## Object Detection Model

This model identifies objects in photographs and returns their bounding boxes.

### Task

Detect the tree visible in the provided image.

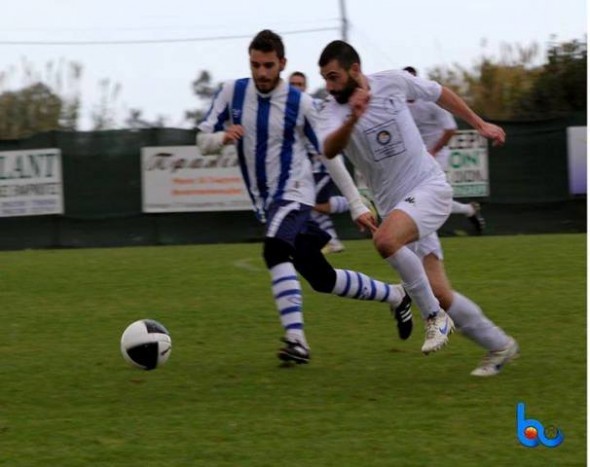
[125,108,167,130]
[90,78,122,131]
[427,37,586,120]
[185,70,221,127]
[515,38,587,118]
[0,59,82,139]
[428,42,541,120]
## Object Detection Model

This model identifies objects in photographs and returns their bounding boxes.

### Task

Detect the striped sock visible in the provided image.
[311,211,338,240]
[270,262,307,346]
[332,269,403,306]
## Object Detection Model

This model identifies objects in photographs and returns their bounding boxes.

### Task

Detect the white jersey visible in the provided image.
[318,69,448,215]
[407,99,457,167]
[198,78,319,216]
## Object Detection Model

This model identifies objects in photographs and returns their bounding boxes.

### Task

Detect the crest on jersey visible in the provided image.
[231,109,242,122]
[377,130,392,145]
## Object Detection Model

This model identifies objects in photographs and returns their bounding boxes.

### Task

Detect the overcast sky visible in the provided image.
[0,0,586,129]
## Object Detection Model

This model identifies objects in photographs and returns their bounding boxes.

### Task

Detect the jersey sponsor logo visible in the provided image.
[403,196,415,204]
[231,109,242,122]
[377,130,392,145]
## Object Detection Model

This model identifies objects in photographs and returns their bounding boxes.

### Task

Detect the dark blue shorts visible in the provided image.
[314,173,337,204]
[265,200,331,248]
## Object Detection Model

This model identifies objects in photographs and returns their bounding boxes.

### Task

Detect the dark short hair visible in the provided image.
[289,71,306,81]
[249,29,285,59]
[318,40,361,69]
[403,66,417,76]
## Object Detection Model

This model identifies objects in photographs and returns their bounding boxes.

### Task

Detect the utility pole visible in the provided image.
[339,0,349,41]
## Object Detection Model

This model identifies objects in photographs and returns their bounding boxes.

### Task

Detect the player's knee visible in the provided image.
[293,239,336,293]
[373,229,401,258]
[262,237,293,269]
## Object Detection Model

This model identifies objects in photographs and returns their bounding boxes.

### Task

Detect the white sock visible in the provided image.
[286,329,308,347]
[451,200,475,216]
[270,262,308,347]
[332,269,404,306]
[329,196,350,213]
[446,292,510,351]
[386,247,439,319]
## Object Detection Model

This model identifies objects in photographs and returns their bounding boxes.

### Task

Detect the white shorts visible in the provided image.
[393,177,453,239]
[407,232,444,260]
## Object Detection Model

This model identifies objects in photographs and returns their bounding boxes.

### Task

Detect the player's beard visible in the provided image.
[330,75,359,104]
[254,75,280,93]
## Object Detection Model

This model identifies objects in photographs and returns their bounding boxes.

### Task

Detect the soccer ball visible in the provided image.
[120,319,172,370]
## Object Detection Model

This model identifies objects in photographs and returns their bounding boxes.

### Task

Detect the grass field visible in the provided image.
[0,234,586,466]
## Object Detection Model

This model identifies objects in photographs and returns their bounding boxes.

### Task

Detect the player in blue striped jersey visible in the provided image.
[197,30,412,364]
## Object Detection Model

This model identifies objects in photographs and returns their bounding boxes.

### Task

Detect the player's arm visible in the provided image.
[196,82,243,153]
[402,71,505,147]
[321,88,370,159]
[322,115,358,159]
[321,155,376,233]
[301,95,369,221]
[430,128,456,156]
[436,87,505,146]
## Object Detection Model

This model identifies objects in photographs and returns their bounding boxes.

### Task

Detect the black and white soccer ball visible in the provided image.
[120,319,172,370]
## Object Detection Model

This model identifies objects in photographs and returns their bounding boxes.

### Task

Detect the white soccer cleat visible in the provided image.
[470,337,519,377]
[321,239,345,255]
[421,309,454,355]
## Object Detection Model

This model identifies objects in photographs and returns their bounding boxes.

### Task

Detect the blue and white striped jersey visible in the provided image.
[198,78,321,217]
[308,97,329,175]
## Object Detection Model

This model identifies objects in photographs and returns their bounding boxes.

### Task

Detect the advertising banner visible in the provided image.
[142,145,251,213]
[447,130,489,198]
[0,148,64,217]
[567,126,587,195]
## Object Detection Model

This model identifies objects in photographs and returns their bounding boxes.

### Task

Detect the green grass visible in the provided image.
[0,234,585,466]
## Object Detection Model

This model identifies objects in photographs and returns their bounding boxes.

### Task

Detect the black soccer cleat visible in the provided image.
[467,202,486,235]
[277,338,310,364]
[392,291,413,340]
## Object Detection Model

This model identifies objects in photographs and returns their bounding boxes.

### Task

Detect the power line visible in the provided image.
[0,18,340,33]
[351,24,398,69]
[0,26,339,46]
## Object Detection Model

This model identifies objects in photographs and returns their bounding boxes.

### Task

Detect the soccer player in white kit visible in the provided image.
[197,31,413,365]
[404,66,485,234]
[317,41,519,371]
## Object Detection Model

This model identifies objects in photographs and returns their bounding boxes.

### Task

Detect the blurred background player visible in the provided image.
[404,66,485,234]
[289,71,349,254]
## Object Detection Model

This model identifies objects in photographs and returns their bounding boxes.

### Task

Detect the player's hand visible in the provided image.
[349,88,370,119]
[478,122,505,146]
[355,211,378,234]
[223,125,245,144]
